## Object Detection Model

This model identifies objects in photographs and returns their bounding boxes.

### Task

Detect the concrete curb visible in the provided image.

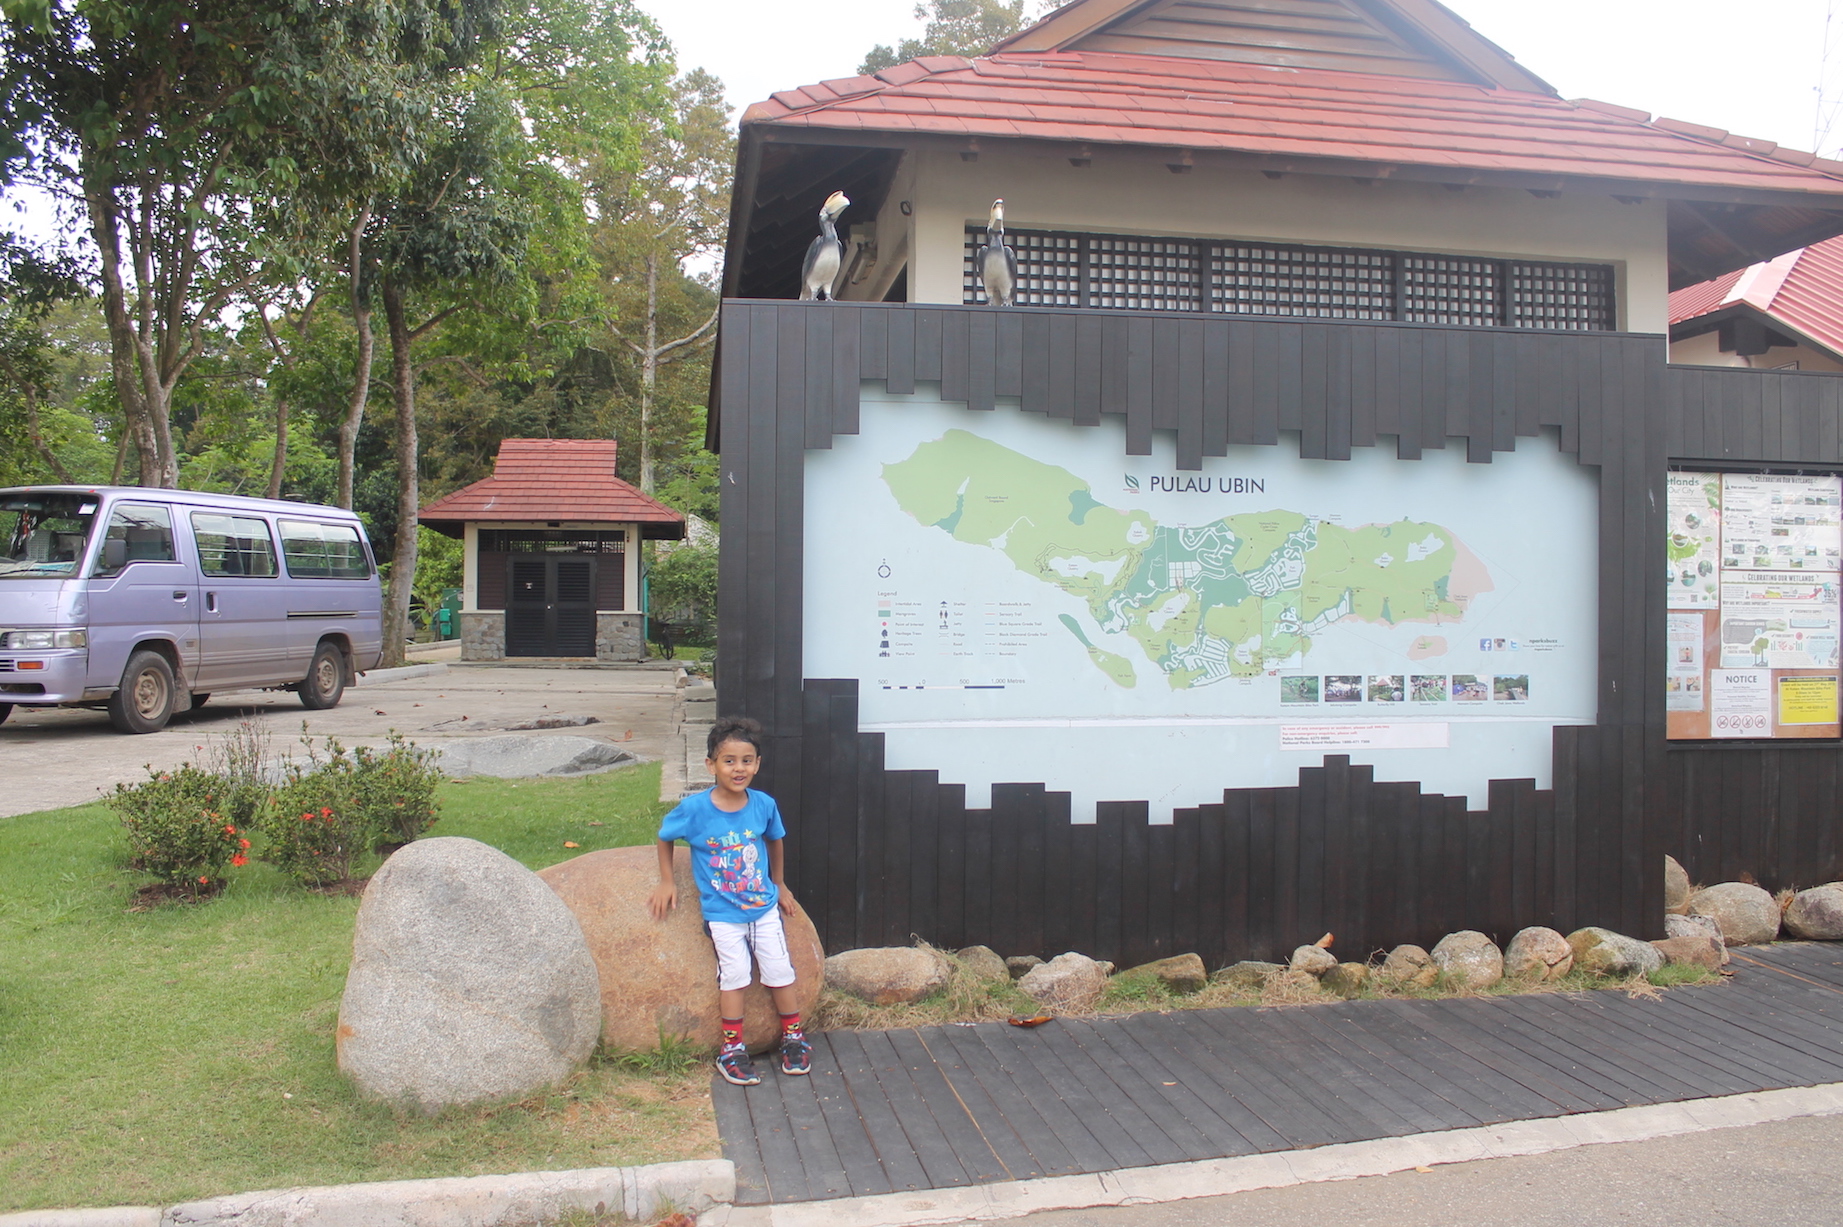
[703,1082,1843,1227]
[355,663,450,687]
[0,1160,733,1227]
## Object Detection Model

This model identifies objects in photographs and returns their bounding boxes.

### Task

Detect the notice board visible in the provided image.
[1666,470,1842,740]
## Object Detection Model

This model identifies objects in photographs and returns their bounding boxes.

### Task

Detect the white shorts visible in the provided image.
[708,908,797,993]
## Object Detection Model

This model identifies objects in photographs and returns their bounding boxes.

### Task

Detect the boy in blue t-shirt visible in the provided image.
[648,715,810,1085]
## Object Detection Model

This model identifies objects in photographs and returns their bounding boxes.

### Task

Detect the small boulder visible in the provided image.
[825,947,952,1006]
[337,837,601,1112]
[1380,945,1437,988]
[1784,883,1843,941]
[538,845,825,1054]
[1321,962,1370,997]
[1006,955,1043,979]
[1018,952,1107,1012]
[1652,935,1725,970]
[1289,945,1338,977]
[1431,930,1504,989]
[1687,882,1781,946]
[1664,856,1692,915]
[1503,927,1574,981]
[955,945,1010,982]
[1211,961,1283,989]
[1665,913,1723,942]
[1118,953,1207,994]
[1567,927,1664,978]
[1271,968,1325,993]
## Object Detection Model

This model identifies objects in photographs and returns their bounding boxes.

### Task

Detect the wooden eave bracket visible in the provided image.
[992,0,1161,53]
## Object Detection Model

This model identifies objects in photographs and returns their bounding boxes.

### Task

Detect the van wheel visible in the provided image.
[109,650,177,734]
[299,642,346,710]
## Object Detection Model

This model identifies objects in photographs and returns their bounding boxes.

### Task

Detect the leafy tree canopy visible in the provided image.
[860,0,1056,73]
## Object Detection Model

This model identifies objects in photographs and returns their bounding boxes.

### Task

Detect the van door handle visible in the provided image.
[205,592,217,613]
[172,591,188,602]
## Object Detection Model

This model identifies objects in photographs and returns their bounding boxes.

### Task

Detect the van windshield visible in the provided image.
[0,493,98,579]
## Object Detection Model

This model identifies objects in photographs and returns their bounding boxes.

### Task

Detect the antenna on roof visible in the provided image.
[1818,0,1843,156]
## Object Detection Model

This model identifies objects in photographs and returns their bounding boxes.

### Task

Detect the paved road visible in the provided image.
[0,651,683,817]
[999,1113,1843,1227]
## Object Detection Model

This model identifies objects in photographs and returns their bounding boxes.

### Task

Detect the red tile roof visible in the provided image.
[743,51,1843,201]
[419,439,686,529]
[1669,239,1843,357]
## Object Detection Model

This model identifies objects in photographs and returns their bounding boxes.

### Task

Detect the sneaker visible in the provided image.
[779,1030,812,1076]
[716,1043,760,1086]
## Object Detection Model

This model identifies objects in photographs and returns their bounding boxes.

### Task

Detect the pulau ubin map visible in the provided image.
[882,430,1492,689]
[800,393,1598,815]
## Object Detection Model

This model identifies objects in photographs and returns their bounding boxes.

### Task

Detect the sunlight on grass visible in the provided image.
[0,763,706,1215]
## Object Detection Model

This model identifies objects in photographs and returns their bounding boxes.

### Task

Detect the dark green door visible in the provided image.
[506,556,596,656]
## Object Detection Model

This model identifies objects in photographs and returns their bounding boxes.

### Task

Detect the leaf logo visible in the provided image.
[1123,474,1140,493]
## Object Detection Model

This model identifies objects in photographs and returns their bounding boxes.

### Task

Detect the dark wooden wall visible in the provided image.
[718,299,1676,965]
[1664,364,1843,893]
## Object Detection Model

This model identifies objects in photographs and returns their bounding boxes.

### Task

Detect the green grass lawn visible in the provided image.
[0,764,709,1215]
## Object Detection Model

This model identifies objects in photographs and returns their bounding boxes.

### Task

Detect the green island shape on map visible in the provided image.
[882,430,1493,689]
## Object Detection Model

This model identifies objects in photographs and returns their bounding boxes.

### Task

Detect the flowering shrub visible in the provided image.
[353,731,443,851]
[109,764,249,898]
[261,773,369,887]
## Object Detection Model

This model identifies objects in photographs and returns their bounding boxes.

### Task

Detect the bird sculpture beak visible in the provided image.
[991,199,1004,223]
[823,191,850,217]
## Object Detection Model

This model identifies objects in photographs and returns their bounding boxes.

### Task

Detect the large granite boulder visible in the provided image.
[1118,953,1208,994]
[337,837,602,1112]
[1019,952,1107,1012]
[825,947,952,1005]
[955,945,1010,982]
[538,845,824,1054]
[1211,961,1283,990]
[1687,882,1781,946]
[1784,883,1843,940]
[1431,931,1503,989]
[1567,927,1664,978]
[1664,856,1692,915]
[1503,927,1574,981]
[1380,945,1437,988]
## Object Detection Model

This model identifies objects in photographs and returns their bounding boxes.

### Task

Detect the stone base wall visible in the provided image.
[596,613,645,662]
[460,610,506,662]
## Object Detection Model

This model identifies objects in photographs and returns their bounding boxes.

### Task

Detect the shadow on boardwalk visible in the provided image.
[714,943,1843,1205]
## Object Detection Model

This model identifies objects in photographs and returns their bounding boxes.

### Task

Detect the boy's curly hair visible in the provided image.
[707,715,766,758]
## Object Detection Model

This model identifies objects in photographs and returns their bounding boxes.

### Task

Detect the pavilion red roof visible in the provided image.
[743,51,1843,202]
[1669,238,1843,358]
[418,439,685,535]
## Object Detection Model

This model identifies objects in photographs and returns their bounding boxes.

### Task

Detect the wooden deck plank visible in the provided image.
[741,1060,814,1204]
[1228,1008,1425,1137]
[1064,1017,1263,1158]
[1040,1021,1206,1164]
[1443,997,1654,1107]
[1626,992,1835,1087]
[885,1029,1011,1184]
[822,1031,935,1193]
[803,1041,896,1198]
[914,1028,1042,1180]
[1280,1006,1487,1132]
[1413,999,1616,1112]
[994,1022,1162,1170]
[1511,994,1750,1099]
[1652,985,1843,1083]
[712,1079,772,1205]
[1168,1011,1356,1147]
[965,1021,1119,1173]
[1119,1011,1296,1152]
[925,1025,1073,1178]
[1315,1004,1514,1123]
[854,1030,975,1189]
[771,1058,855,1200]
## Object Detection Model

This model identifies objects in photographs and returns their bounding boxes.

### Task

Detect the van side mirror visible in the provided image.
[102,538,126,571]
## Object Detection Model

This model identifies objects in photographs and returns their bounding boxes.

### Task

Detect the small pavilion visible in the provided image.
[418,439,685,662]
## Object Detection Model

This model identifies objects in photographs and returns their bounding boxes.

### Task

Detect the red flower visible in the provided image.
[320,807,333,818]
[231,854,248,867]
[239,838,251,849]
[198,876,209,885]
[223,825,236,835]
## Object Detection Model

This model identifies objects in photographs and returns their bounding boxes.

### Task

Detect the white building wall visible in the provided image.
[460,521,643,612]
[897,148,1670,333]
[1669,328,1843,373]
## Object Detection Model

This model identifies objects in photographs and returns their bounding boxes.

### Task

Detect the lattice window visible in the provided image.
[1401,256,1502,326]
[1509,261,1616,331]
[1213,245,1395,319]
[478,529,626,554]
[1090,236,1202,311]
[959,226,1615,331]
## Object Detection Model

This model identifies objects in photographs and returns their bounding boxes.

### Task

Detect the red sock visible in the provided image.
[779,1011,803,1036]
[721,1018,744,1046]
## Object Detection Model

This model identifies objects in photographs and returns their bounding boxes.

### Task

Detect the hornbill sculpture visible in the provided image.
[799,191,850,301]
[976,199,1018,306]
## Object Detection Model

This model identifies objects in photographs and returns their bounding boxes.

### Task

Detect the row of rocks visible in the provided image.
[823,944,1209,1014]
[1665,855,1843,944]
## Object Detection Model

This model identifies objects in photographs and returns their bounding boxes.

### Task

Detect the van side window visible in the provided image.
[192,513,279,578]
[92,503,176,576]
[279,519,372,579]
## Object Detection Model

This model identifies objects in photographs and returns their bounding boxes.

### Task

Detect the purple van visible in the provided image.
[0,487,384,732]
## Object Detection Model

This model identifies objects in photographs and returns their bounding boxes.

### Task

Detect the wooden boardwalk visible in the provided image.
[714,943,1843,1204]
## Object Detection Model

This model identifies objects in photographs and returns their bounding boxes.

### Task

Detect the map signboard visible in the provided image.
[1667,471,1843,740]
[806,391,1600,817]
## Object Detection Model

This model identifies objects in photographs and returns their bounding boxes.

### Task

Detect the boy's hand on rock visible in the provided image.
[647,881,677,920]
[778,889,796,917]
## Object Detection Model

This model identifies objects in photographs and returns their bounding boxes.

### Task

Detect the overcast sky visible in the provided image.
[635,0,1843,158]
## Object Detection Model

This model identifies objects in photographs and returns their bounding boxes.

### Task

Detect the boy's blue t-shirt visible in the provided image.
[657,788,785,924]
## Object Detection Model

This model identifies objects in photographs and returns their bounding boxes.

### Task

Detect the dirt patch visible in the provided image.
[307,877,371,899]
[127,880,227,910]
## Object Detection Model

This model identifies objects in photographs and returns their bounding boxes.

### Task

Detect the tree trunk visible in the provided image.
[23,390,73,483]
[267,398,289,500]
[378,275,419,670]
[338,208,375,510]
[640,251,657,494]
[88,184,174,488]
